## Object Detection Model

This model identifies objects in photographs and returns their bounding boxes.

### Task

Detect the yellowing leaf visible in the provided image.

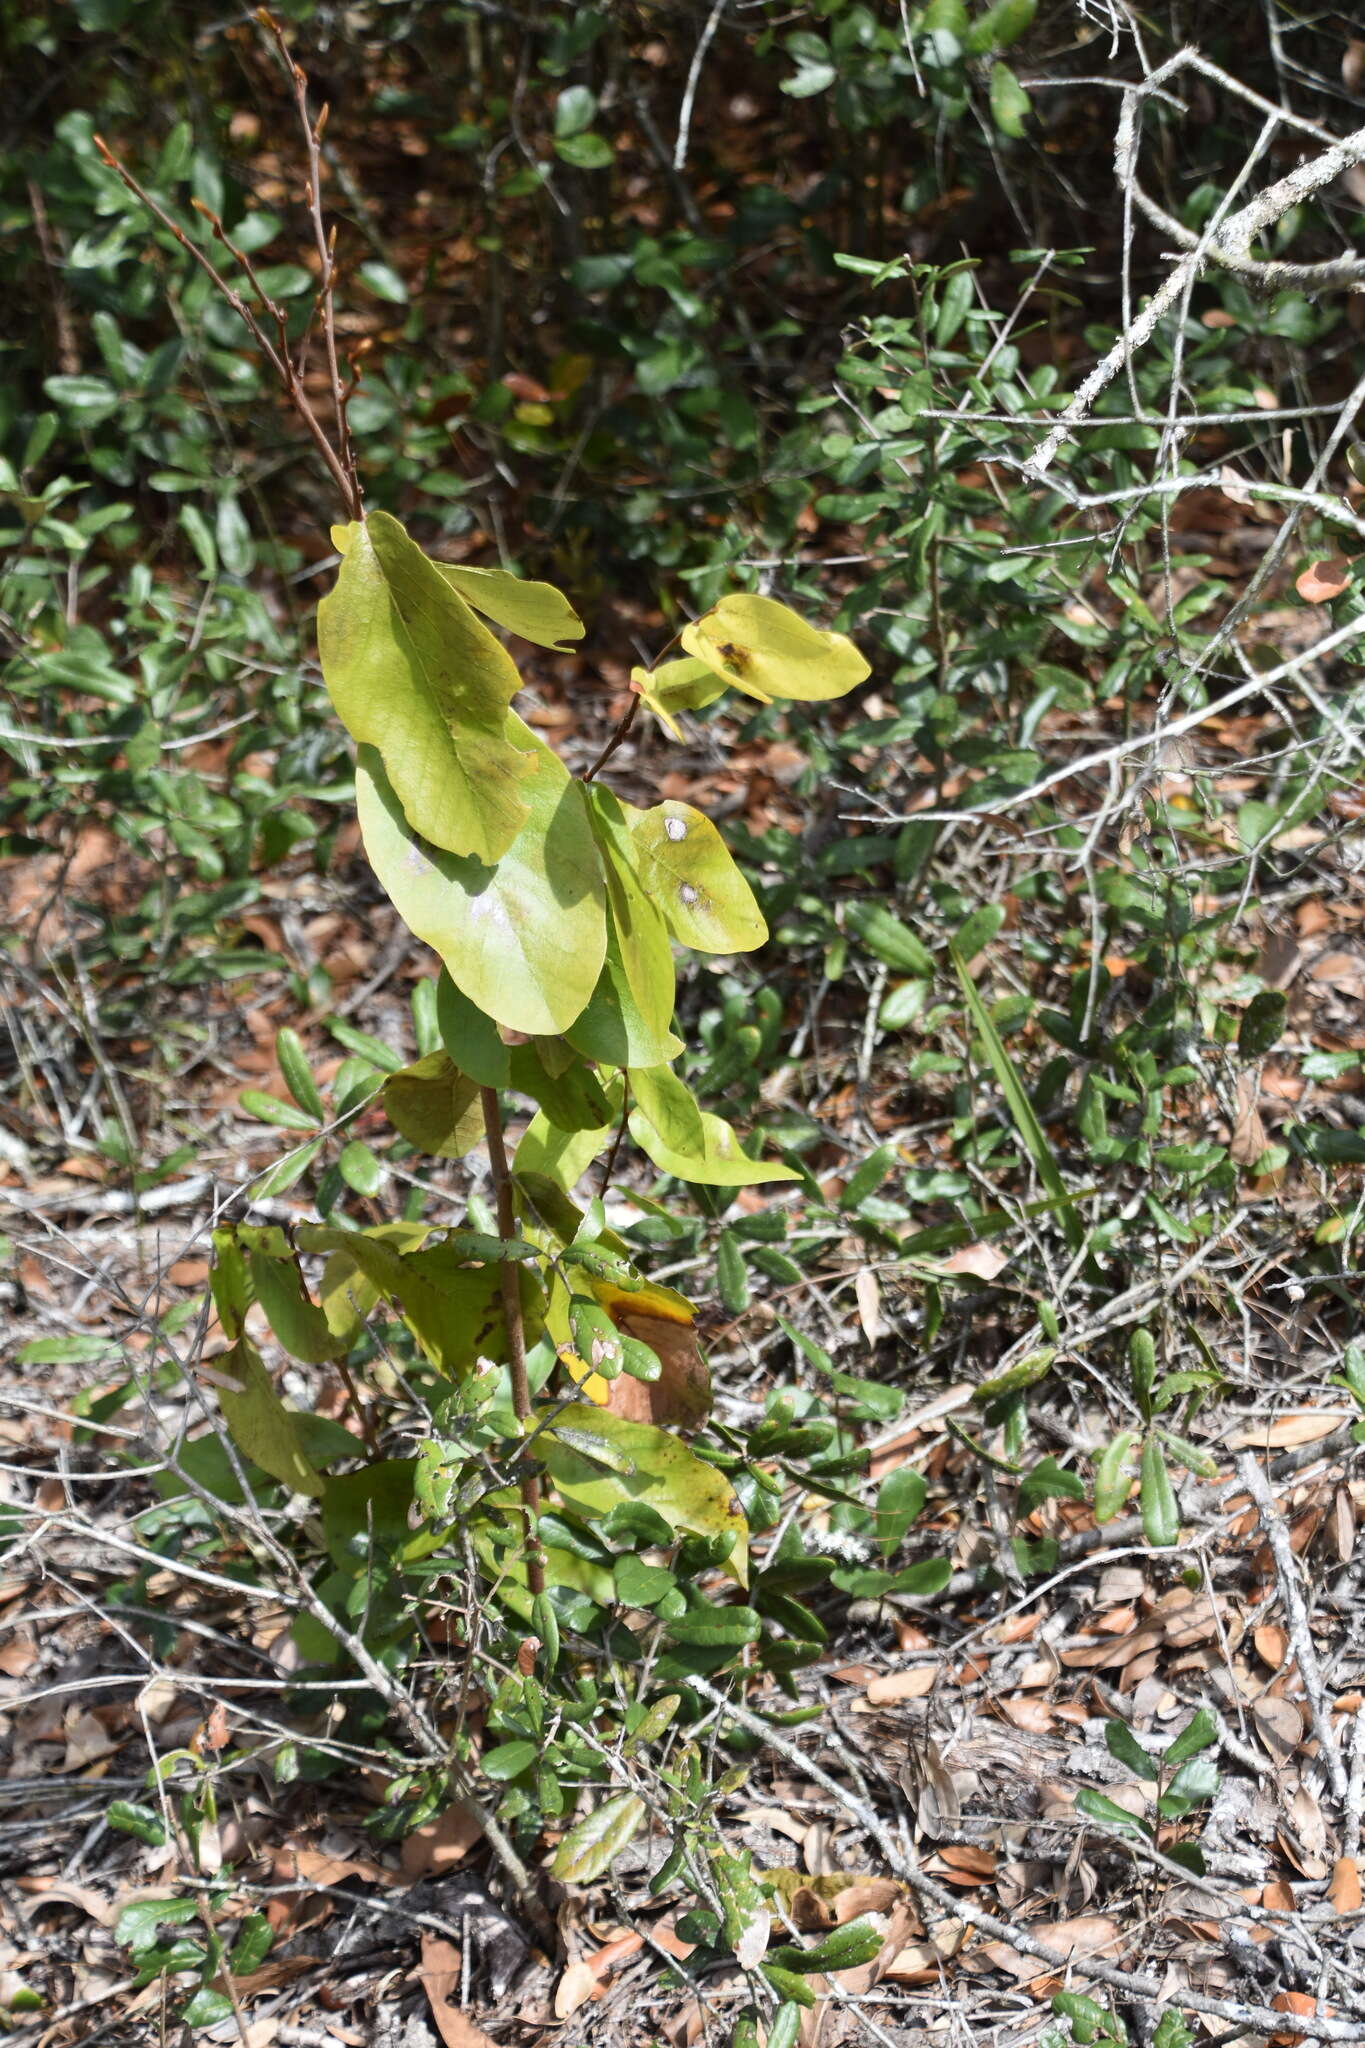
[318,511,536,864]
[624,798,766,953]
[630,1064,799,1187]
[383,1051,483,1158]
[631,656,727,739]
[565,923,684,1071]
[311,1220,434,1343]
[513,1076,622,1192]
[212,1335,324,1497]
[436,562,584,651]
[550,1792,647,1884]
[681,592,869,705]
[542,1402,748,1584]
[356,719,607,1037]
[584,788,677,1055]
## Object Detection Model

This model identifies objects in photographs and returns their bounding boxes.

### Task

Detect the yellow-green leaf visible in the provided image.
[383,1051,483,1157]
[625,798,767,953]
[550,1791,646,1884]
[989,61,1031,139]
[632,656,728,740]
[565,920,684,1070]
[513,1076,622,1191]
[542,1402,748,1585]
[436,562,584,651]
[681,592,869,705]
[239,1227,344,1365]
[311,1220,434,1344]
[356,719,607,1037]
[213,1335,324,1497]
[630,1066,799,1187]
[318,512,535,863]
[585,786,677,1050]
[300,1222,509,1377]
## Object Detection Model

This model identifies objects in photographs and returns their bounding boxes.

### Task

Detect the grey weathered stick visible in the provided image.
[1236,1451,1350,1803]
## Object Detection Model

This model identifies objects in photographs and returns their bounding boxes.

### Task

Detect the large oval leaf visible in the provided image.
[681,592,869,704]
[565,921,683,1070]
[585,787,676,1048]
[513,1074,623,1192]
[214,1336,324,1498]
[318,514,535,863]
[436,562,584,651]
[356,720,606,1036]
[626,798,767,953]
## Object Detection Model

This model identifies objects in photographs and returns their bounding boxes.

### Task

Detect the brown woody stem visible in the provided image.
[582,688,640,782]
[480,1085,545,1600]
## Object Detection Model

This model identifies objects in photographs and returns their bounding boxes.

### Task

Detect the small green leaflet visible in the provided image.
[435,561,584,651]
[632,655,727,739]
[630,1065,799,1187]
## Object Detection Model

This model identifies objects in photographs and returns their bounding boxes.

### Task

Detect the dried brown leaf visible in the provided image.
[940,1241,1009,1281]
[1295,558,1350,604]
[418,1935,496,2048]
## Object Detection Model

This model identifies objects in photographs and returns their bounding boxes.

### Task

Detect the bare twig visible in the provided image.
[1026,51,1365,478]
[257,8,361,513]
[1236,1450,1350,1803]
[92,10,364,524]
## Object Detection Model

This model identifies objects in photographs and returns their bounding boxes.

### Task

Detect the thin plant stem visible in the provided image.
[582,688,640,783]
[480,1085,545,1599]
[93,92,360,520]
[259,8,361,511]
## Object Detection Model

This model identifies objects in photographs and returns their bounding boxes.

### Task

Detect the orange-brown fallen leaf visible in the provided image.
[1328,1856,1362,1914]
[418,1935,497,2048]
[939,1241,1009,1281]
[1272,1990,1334,2045]
[554,1929,645,2015]
[865,1666,936,1705]
[400,1803,483,1879]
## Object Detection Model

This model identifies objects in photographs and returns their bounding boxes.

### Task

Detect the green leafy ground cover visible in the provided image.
[1,5,1364,2044]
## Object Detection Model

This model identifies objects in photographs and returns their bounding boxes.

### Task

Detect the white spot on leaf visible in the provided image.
[678,882,700,907]
[664,814,687,841]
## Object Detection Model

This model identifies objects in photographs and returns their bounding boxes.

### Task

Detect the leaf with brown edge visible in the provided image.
[1295,557,1351,603]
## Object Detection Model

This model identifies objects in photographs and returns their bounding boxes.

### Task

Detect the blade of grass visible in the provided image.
[950,943,1086,1254]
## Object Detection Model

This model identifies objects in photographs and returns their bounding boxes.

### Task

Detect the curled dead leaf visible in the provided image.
[865,1666,937,1705]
